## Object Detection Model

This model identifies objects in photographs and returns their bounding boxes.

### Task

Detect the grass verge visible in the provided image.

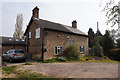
[2,65,53,78]
[2,65,17,74]
[22,63,33,65]
[17,71,52,78]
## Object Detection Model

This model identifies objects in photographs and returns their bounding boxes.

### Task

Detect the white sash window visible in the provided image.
[36,28,40,38]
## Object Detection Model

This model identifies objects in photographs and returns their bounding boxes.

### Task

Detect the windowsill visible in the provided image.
[80,52,84,54]
[54,54,58,56]
[36,37,40,39]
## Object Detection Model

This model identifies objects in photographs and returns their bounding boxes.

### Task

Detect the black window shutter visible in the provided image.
[83,46,84,53]
[55,47,57,55]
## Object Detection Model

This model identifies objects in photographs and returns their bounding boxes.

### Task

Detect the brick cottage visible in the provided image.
[24,6,88,60]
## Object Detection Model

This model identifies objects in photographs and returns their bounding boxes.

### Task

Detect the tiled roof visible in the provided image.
[24,17,88,37]
[0,36,26,45]
[33,17,87,36]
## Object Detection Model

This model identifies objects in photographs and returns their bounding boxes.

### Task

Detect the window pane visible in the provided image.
[80,46,84,53]
[29,32,31,38]
[36,28,40,38]
[55,46,63,55]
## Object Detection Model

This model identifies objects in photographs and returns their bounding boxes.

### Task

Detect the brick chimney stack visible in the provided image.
[32,6,39,18]
[72,20,77,28]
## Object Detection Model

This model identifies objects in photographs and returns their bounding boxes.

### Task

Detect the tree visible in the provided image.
[91,36,104,48]
[102,0,120,27]
[13,14,24,38]
[90,36,104,56]
[109,29,117,42]
[103,30,115,57]
[88,28,95,47]
[116,38,120,48]
[95,30,103,37]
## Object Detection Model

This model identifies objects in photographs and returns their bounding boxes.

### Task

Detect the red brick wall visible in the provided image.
[25,20,88,60]
[26,21,43,59]
[44,29,88,60]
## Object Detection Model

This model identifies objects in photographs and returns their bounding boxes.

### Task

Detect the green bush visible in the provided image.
[56,57,67,62]
[67,57,80,61]
[63,45,80,60]
[43,58,58,63]
[111,50,120,61]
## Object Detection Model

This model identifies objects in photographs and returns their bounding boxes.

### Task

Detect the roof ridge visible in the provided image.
[38,18,69,26]
[28,17,87,36]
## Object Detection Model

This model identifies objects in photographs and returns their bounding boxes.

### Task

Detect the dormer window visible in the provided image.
[36,28,40,38]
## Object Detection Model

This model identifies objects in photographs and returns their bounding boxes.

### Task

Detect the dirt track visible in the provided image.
[21,62,119,78]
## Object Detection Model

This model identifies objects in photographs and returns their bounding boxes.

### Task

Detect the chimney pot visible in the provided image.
[72,20,77,28]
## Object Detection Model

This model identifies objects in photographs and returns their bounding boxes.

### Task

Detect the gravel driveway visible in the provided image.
[22,63,119,78]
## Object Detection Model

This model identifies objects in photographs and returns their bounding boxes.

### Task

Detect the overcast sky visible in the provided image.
[0,0,119,37]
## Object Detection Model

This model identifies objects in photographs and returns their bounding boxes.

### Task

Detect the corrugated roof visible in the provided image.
[0,36,26,45]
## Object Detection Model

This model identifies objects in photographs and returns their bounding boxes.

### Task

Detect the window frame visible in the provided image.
[80,46,84,53]
[55,46,62,55]
[35,28,40,39]
[29,32,31,39]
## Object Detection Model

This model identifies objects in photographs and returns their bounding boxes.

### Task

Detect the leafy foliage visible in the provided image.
[13,14,24,38]
[57,56,67,62]
[116,38,120,48]
[94,43,103,57]
[63,45,80,59]
[88,28,95,47]
[91,36,104,48]
[43,58,58,63]
[112,49,120,61]
[103,30,115,57]
[102,0,119,27]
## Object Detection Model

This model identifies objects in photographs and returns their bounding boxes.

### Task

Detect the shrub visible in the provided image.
[43,58,57,63]
[67,57,80,61]
[56,57,66,62]
[111,50,120,61]
[63,45,80,60]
